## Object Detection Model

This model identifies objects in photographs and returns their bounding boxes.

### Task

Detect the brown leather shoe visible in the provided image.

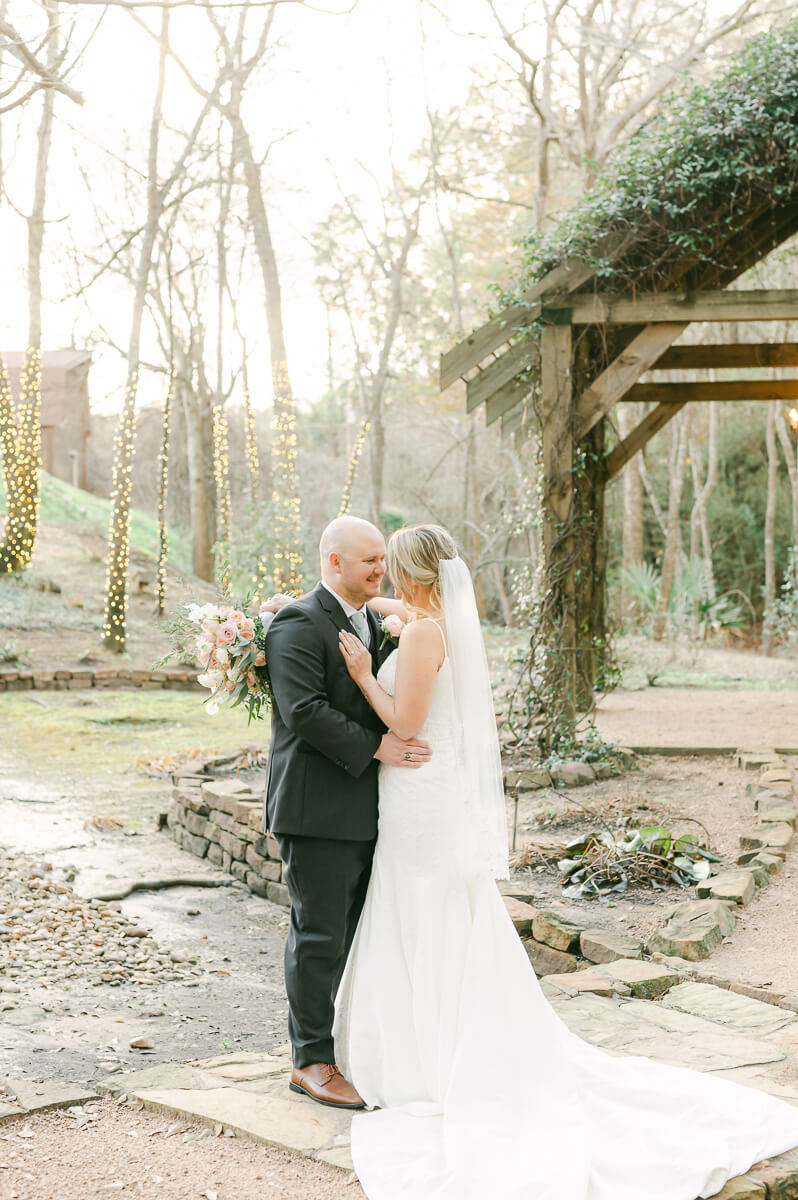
[289,1062,365,1109]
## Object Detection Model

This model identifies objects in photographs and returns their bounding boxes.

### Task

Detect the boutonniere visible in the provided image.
[379,614,405,649]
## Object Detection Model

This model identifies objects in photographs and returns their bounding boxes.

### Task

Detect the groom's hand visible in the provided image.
[375,732,432,769]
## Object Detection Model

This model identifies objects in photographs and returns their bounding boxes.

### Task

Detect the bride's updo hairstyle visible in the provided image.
[386,524,459,614]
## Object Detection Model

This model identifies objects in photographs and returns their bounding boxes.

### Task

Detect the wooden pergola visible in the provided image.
[441,219,798,736]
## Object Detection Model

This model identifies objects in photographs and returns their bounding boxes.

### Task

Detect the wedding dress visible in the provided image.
[334,625,798,1200]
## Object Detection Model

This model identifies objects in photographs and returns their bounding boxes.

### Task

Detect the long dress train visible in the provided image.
[334,641,798,1200]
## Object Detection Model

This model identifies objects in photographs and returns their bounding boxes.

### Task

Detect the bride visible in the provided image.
[333,523,798,1200]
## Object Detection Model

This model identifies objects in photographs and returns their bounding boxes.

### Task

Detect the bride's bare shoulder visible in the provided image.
[398,617,445,667]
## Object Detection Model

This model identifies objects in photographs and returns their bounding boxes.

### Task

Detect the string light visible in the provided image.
[0,348,42,573]
[156,368,175,616]
[268,358,302,594]
[102,368,139,651]
[338,418,370,517]
[242,382,260,505]
[212,401,232,593]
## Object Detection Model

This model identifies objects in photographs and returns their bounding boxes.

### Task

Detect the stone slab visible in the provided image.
[748,1146,798,1198]
[532,910,583,953]
[206,1058,290,1083]
[548,992,787,1072]
[696,869,756,906]
[597,958,679,999]
[543,967,630,998]
[0,1078,97,1114]
[523,939,579,976]
[647,899,736,961]
[96,1064,216,1097]
[713,1178,766,1198]
[580,928,643,964]
[498,880,539,906]
[741,824,793,851]
[0,1101,25,1122]
[134,1085,353,1165]
[661,982,797,1031]
[503,897,538,935]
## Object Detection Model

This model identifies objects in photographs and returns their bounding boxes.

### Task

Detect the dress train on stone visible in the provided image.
[334,647,798,1200]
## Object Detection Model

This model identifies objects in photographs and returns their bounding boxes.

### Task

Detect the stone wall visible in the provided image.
[0,668,199,692]
[167,776,289,909]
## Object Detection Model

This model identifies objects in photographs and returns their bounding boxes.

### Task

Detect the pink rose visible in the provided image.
[383,614,404,638]
[238,618,255,640]
[216,621,237,646]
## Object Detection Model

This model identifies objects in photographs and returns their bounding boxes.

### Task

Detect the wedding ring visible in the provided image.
[404,752,412,761]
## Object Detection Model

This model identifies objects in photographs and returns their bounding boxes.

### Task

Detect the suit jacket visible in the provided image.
[263,583,392,841]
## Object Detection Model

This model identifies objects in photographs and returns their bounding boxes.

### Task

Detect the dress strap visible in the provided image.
[423,617,448,660]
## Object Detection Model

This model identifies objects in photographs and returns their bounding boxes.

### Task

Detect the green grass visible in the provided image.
[0,470,192,570]
[0,689,269,778]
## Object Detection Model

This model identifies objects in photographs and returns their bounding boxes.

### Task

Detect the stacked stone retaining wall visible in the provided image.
[0,668,199,692]
[167,776,289,908]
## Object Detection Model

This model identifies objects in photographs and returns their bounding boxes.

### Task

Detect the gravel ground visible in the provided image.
[0,1096,365,1200]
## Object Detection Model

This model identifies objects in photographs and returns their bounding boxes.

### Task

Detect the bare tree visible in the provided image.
[0,0,59,574]
[485,0,781,226]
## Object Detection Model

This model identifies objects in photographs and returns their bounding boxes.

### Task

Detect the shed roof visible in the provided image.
[444,20,798,418]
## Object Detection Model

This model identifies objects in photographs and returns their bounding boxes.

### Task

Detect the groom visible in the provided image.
[264,515,432,1109]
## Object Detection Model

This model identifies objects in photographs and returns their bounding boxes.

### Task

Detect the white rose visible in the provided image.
[197,669,223,691]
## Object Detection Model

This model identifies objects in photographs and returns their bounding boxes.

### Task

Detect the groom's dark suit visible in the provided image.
[263,583,391,1067]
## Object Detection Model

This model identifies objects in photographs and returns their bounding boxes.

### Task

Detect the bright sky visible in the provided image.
[0,0,504,413]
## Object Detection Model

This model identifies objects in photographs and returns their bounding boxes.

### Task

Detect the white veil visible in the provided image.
[439,556,509,881]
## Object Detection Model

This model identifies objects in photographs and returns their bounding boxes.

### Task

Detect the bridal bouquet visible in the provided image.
[158,600,275,723]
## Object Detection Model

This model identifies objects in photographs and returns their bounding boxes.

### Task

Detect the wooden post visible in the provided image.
[540,323,577,739]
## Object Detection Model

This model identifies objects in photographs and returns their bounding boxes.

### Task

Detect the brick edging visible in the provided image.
[0,668,200,692]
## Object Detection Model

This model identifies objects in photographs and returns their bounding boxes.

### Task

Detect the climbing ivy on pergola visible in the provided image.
[442,21,798,750]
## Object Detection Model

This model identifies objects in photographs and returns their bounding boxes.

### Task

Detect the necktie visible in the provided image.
[349,609,370,647]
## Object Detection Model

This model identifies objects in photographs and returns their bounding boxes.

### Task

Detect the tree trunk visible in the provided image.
[652,408,691,641]
[181,376,214,582]
[0,0,56,574]
[103,8,168,649]
[617,401,643,612]
[762,403,779,656]
[156,369,174,615]
[689,401,718,598]
[229,107,302,593]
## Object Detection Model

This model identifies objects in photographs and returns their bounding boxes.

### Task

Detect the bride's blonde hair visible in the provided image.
[387,524,459,613]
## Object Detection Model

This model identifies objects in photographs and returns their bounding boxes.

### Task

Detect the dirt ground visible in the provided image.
[510,753,798,995]
[0,1097,365,1200]
[595,686,798,750]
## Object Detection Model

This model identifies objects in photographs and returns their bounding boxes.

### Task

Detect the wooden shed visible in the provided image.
[3,349,91,489]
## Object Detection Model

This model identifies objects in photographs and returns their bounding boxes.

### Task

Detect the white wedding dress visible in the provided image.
[334,634,798,1200]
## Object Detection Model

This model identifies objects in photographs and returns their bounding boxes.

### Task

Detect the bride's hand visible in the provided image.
[260,593,293,614]
[339,630,372,685]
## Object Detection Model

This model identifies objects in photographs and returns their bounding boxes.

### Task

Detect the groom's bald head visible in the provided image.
[319,516,386,606]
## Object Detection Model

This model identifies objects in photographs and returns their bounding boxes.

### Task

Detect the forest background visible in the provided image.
[1,0,798,665]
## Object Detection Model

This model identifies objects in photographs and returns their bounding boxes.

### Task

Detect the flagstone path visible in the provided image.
[5,975,798,1197]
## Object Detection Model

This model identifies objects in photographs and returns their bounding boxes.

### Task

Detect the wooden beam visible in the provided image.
[485,376,532,426]
[605,401,686,481]
[651,342,798,370]
[466,337,538,413]
[625,379,798,404]
[573,322,686,442]
[560,288,798,326]
[440,257,599,390]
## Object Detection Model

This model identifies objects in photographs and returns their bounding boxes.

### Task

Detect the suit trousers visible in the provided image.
[277,833,375,1068]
